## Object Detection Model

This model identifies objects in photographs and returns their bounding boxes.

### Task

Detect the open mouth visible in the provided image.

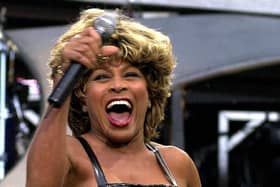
[106,100,133,127]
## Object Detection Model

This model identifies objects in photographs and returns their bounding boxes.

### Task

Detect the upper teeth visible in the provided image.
[107,100,131,109]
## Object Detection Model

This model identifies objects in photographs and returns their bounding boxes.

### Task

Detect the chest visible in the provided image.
[66,152,171,186]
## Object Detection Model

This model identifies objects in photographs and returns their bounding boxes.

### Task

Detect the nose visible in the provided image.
[109,78,127,93]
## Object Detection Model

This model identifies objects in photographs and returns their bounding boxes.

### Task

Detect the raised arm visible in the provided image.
[26,97,71,187]
[26,26,118,187]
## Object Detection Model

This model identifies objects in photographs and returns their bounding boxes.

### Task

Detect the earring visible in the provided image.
[148,101,152,108]
[82,105,88,113]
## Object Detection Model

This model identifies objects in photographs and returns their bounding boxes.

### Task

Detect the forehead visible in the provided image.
[93,58,136,70]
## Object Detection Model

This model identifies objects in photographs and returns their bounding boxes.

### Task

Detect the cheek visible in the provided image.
[133,83,149,104]
[84,84,105,107]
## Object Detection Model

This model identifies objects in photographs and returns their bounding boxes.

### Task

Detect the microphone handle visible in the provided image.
[48,62,85,108]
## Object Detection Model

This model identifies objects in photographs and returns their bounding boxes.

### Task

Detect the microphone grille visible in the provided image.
[94,14,116,41]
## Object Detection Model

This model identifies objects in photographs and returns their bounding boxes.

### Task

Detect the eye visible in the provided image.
[124,71,142,78]
[92,73,110,81]
[125,72,140,77]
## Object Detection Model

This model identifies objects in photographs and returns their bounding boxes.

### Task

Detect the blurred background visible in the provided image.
[1,0,280,186]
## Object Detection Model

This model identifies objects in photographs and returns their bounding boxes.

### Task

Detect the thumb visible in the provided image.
[100,45,119,56]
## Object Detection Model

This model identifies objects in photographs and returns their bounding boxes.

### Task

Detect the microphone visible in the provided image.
[48,14,116,108]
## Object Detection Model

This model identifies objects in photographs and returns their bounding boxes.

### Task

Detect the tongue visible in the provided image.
[108,112,131,127]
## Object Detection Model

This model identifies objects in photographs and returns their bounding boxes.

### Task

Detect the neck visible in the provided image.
[85,130,147,154]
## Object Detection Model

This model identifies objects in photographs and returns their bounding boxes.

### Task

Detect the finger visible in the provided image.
[67,34,100,64]
[72,43,95,60]
[84,27,102,53]
[68,50,94,68]
[66,28,118,67]
[100,46,119,56]
[73,34,81,39]
[74,28,118,56]
[72,28,102,55]
[71,34,100,52]
[63,44,94,69]
[91,46,119,65]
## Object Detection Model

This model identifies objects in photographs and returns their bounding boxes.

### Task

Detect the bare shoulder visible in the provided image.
[66,135,80,146]
[65,135,93,172]
[65,135,80,166]
[151,142,201,187]
[65,135,88,161]
[150,142,192,167]
[63,135,96,186]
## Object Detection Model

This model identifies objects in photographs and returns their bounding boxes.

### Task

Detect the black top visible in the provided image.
[77,137,178,187]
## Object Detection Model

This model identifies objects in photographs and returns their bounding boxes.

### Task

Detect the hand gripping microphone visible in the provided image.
[48,15,116,108]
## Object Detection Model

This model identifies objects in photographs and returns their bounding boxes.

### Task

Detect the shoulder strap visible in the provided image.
[146,143,178,187]
[77,137,107,187]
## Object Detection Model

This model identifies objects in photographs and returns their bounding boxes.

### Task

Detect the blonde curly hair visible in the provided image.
[48,8,176,142]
